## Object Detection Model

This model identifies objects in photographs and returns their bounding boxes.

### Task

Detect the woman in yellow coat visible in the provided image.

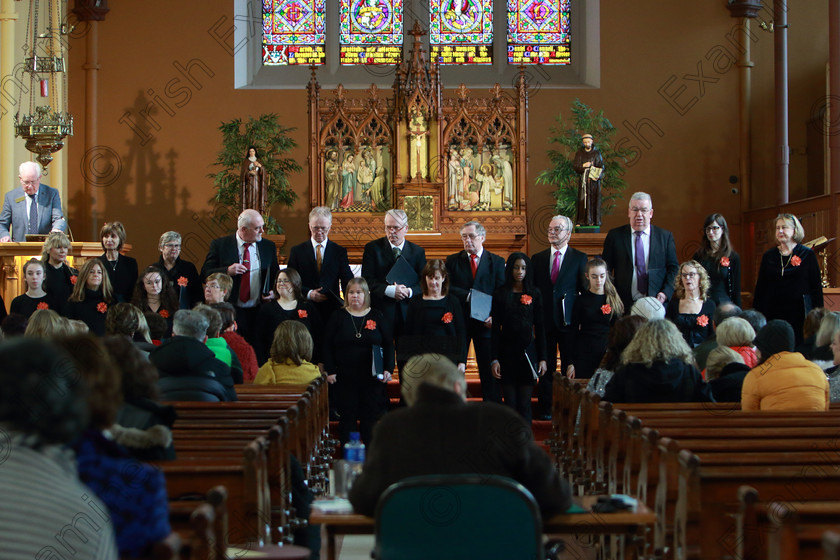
[255,321,321,386]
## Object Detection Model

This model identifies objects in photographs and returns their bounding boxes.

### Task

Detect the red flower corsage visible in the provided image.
[696,314,709,327]
[36,302,49,310]
[177,276,188,287]
[159,309,170,319]
[520,294,533,305]
[365,319,377,330]
[441,312,453,324]
[720,257,730,267]
[70,275,77,285]
[600,304,611,315]
[298,309,308,319]
[97,302,108,314]
[790,255,802,267]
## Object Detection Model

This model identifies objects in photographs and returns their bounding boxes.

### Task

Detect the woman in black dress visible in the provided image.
[10,258,56,318]
[754,213,824,344]
[692,213,741,306]
[565,258,623,380]
[490,253,547,423]
[132,266,179,336]
[403,259,467,372]
[65,258,114,336]
[666,260,716,348]
[255,267,322,366]
[99,222,138,303]
[324,277,393,445]
[41,231,77,307]
[155,231,202,308]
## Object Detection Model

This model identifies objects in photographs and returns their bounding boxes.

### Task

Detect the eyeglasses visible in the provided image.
[311,226,329,231]
[385,225,406,232]
[205,283,221,290]
[704,226,721,232]
[681,272,698,279]
[20,180,38,186]
[277,279,292,284]
[163,243,181,249]
[630,206,651,214]
[547,227,567,234]
[461,234,480,240]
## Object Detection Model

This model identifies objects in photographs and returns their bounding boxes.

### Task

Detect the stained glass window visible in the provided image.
[339,0,404,65]
[507,0,571,65]
[262,0,327,65]
[430,0,493,65]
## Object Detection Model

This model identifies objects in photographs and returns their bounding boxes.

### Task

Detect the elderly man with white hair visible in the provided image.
[0,161,66,242]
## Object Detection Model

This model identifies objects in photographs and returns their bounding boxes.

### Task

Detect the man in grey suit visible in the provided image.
[0,161,66,242]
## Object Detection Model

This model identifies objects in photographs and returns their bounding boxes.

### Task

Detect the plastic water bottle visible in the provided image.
[335,432,365,498]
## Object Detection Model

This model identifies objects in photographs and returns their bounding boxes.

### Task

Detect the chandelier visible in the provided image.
[14,0,74,168]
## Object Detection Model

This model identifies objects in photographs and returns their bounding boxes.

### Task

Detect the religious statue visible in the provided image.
[369,146,388,209]
[476,163,496,209]
[324,149,341,210]
[572,133,604,226]
[408,109,429,181]
[491,153,514,210]
[448,148,462,209]
[340,152,356,209]
[240,146,266,214]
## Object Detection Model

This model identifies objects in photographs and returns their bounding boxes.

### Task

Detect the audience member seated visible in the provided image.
[740,309,767,335]
[586,315,648,396]
[103,335,176,461]
[105,302,156,354]
[603,319,713,403]
[64,258,114,336]
[203,272,232,304]
[796,307,829,359]
[255,321,321,386]
[348,353,572,518]
[825,327,840,403]
[811,311,840,369]
[144,311,167,345]
[693,302,742,370]
[630,296,665,320]
[213,301,258,382]
[705,346,749,402]
[57,335,170,558]
[715,317,757,369]
[0,338,118,560]
[1,313,28,338]
[194,304,244,384]
[24,308,69,339]
[741,319,829,411]
[150,309,237,402]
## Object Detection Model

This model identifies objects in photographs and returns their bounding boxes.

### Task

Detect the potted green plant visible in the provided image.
[208,114,302,233]
[536,99,631,223]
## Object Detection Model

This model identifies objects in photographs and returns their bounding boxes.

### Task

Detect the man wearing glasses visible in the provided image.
[287,206,354,325]
[0,161,66,242]
[446,221,506,403]
[531,215,588,417]
[201,209,279,345]
[362,209,426,343]
[602,191,679,314]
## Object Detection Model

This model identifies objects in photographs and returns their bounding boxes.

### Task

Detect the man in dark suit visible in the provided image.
[0,161,66,242]
[446,220,505,403]
[201,209,278,346]
[602,191,679,314]
[362,209,426,369]
[287,206,354,325]
[531,214,588,417]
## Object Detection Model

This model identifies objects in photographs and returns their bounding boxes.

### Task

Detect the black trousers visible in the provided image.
[472,333,501,403]
[536,327,574,414]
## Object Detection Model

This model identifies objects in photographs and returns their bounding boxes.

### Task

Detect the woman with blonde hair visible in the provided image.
[812,312,840,369]
[255,321,321,386]
[666,260,716,348]
[41,231,76,305]
[753,213,823,344]
[65,258,114,336]
[715,317,757,368]
[705,346,749,403]
[24,308,68,339]
[603,319,713,403]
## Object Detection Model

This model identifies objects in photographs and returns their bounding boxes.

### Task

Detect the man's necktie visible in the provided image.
[550,250,561,284]
[239,243,251,303]
[393,247,401,259]
[470,253,478,279]
[635,231,648,295]
[316,244,323,273]
[28,194,37,234]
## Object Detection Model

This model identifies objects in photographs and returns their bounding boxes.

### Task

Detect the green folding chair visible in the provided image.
[373,474,545,560]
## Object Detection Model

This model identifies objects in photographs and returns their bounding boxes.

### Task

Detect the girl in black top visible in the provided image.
[132,266,179,337]
[10,258,56,318]
[65,258,114,336]
[692,213,741,306]
[490,253,547,423]
[566,258,623,380]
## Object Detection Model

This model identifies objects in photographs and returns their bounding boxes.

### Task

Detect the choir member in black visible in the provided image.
[692,213,741,306]
[99,221,138,303]
[666,261,716,348]
[204,272,232,304]
[490,253,547,423]
[403,260,467,372]
[754,213,824,344]
[565,258,623,380]
[154,231,202,308]
[324,278,393,445]
[65,258,114,336]
[132,266,178,336]
[10,258,56,317]
[41,231,76,306]
[255,267,323,367]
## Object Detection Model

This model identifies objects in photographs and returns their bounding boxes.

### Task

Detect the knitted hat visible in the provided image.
[754,319,795,359]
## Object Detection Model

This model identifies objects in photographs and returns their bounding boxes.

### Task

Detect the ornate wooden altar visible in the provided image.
[307,23,530,261]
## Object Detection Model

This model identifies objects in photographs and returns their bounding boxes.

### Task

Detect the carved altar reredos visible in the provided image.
[307,22,529,261]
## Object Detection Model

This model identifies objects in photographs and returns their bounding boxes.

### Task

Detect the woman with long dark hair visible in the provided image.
[692,213,741,306]
[65,259,114,336]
